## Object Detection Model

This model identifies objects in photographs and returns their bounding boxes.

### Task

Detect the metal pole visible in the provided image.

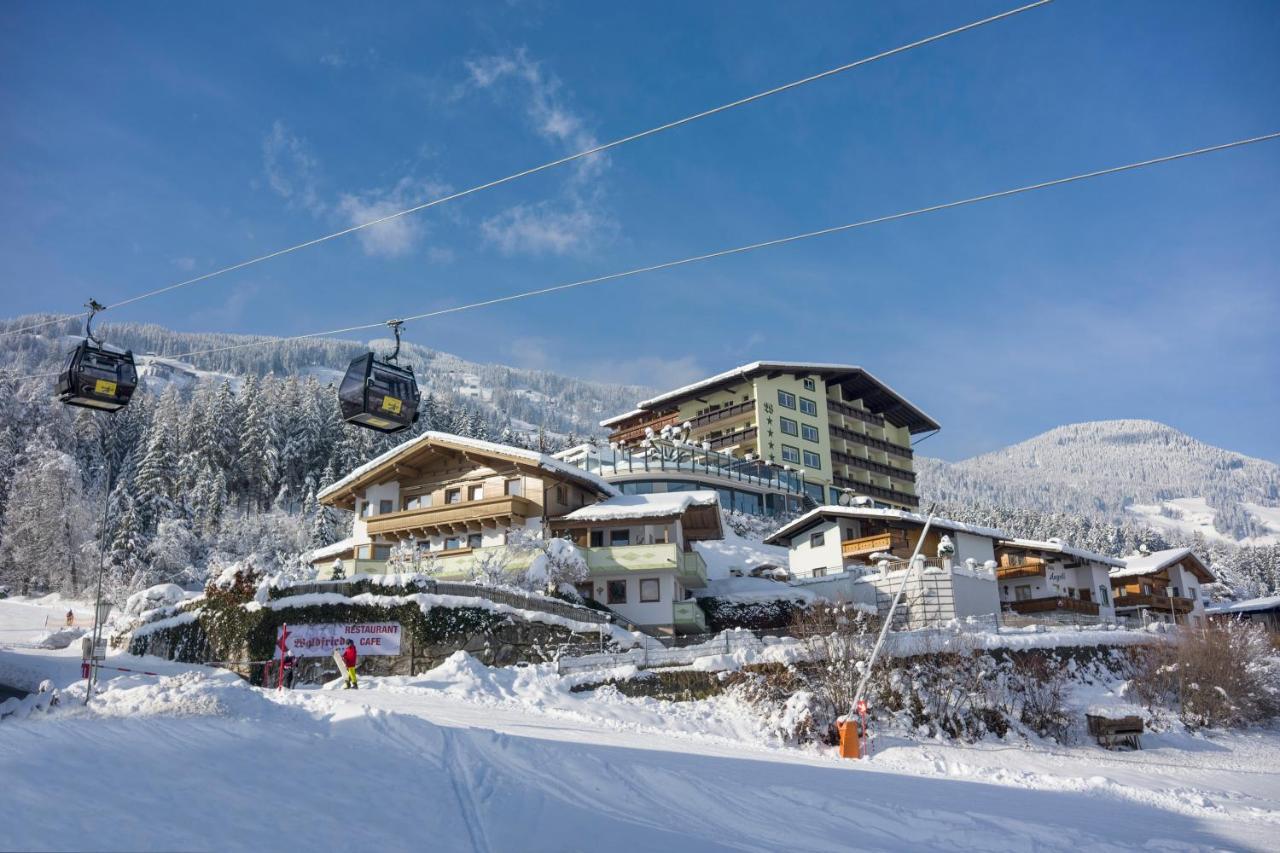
[849,506,937,718]
[85,453,114,705]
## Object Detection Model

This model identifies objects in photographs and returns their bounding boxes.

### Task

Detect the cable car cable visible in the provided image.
[12,129,1278,381]
[0,0,1053,339]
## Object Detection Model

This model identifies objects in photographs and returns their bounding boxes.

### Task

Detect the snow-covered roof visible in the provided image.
[763,505,1009,546]
[1110,547,1215,583]
[304,537,361,563]
[998,537,1125,568]
[1206,594,1280,615]
[317,431,619,503]
[599,361,939,433]
[554,490,720,523]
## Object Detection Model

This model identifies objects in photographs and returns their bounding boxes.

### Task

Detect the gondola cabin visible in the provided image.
[338,353,421,433]
[56,339,138,412]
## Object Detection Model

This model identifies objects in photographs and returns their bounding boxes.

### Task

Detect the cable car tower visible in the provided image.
[56,300,138,412]
[338,319,422,433]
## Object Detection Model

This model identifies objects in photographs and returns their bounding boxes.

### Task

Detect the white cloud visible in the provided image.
[171,257,197,272]
[464,49,607,183]
[261,121,323,214]
[480,199,612,257]
[336,176,454,259]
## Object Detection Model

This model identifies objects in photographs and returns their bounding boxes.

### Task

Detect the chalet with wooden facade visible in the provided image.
[600,362,939,511]
[995,538,1122,623]
[1109,547,1214,627]
[313,432,720,634]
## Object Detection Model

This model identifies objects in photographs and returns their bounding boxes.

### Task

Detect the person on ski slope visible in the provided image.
[341,639,358,690]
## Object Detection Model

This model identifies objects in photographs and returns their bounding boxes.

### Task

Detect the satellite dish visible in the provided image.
[837,489,857,507]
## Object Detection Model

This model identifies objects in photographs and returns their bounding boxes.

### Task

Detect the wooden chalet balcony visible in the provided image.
[708,426,757,451]
[996,559,1048,580]
[609,411,680,445]
[1007,596,1099,616]
[366,494,540,538]
[1113,593,1195,614]
[830,448,917,482]
[826,397,886,429]
[828,424,913,460]
[687,399,755,433]
[842,531,909,559]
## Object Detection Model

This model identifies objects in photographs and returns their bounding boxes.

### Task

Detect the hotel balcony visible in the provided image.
[686,399,755,434]
[996,559,1048,580]
[365,495,541,539]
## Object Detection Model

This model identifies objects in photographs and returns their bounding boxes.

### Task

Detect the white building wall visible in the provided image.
[787,520,845,578]
[950,572,1001,621]
[951,532,997,566]
[588,572,676,628]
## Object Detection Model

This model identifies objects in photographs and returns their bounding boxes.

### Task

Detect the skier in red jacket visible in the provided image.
[341,640,358,690]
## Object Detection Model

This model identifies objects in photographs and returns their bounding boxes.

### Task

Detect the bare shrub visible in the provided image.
[1127,622,1280,729]
[1008,651,1073,743]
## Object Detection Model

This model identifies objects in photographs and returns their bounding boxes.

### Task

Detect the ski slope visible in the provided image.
[2,599,1279,851]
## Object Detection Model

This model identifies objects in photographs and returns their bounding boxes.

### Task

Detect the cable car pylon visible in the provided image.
[338,318,421,433]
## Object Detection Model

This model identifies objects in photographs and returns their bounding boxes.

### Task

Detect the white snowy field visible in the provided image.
[3,599,1279,852]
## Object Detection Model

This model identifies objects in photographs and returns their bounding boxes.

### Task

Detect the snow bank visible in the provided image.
[124,583,190,616]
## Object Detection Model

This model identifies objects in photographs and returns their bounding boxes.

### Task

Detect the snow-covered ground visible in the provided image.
[1126,496,1280,546]
[3,599,1279,851]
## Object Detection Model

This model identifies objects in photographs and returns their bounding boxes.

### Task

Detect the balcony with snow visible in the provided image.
[995,538,1123,624]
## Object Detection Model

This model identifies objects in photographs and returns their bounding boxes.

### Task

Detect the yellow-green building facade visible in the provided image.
[601,362,939,509]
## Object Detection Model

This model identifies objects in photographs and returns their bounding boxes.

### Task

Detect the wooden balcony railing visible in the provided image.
[830,448,917,483]
[1007,596,1100,616]
[609,411,682,445]
[366,494,540,538]
[832,475,919,508]
[826,397,886,428]
[708,426,757,451]
[842,531,910,559]
[828,424,913,460]
[1113,593,1195,614]
[687,399,755,433]
[996,559,1047,580]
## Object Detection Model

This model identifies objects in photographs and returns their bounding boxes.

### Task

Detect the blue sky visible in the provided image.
[2,0,1277,462]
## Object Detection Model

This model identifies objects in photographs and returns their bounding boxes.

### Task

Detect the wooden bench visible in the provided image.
[1086,714,1143,750]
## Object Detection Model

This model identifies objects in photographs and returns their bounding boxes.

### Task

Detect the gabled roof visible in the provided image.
[1110,547,1215,583]
[551,491,724,541]
[317,431,619,506]
[1206,594,1280,615]
[763,505,1008,546]
[600,361,940,434]
[998,537,1125,568]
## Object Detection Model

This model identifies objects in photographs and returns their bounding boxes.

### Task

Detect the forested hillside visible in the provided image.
[0,315,640,601]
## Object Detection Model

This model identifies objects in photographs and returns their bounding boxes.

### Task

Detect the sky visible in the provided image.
[2,0,1277,463]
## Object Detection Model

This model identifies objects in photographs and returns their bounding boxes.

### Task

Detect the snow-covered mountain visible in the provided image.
[918,420,1280,544]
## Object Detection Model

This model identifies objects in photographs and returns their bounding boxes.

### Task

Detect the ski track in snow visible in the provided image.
[2,598,1280,852]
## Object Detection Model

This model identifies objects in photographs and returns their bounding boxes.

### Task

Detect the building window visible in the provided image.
[469,485,484,501]
[802,378,816,392]
[373,545,391,560]
[504,479,523,497]
[802,450,821,469]
[1015,585,1032,601]
[379,499,393,515]
[607,580,627,604]
[1098,585,1110,606]
[809,531,825,548]
[799,397,818,417]
[777,389,796,409]
[813,567,827,578]
[556,485,568,504]
[575,582,594,601]
[801,423,819,442]
[589,530,604,548]
[610,529,630,547]
[779,417,799,436]
[1188,586,1197,601]
[444,537,462,550]
[639,578,661,603]
[467,533,482,549]
[781,444,800,464]
[445,488,461,505]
